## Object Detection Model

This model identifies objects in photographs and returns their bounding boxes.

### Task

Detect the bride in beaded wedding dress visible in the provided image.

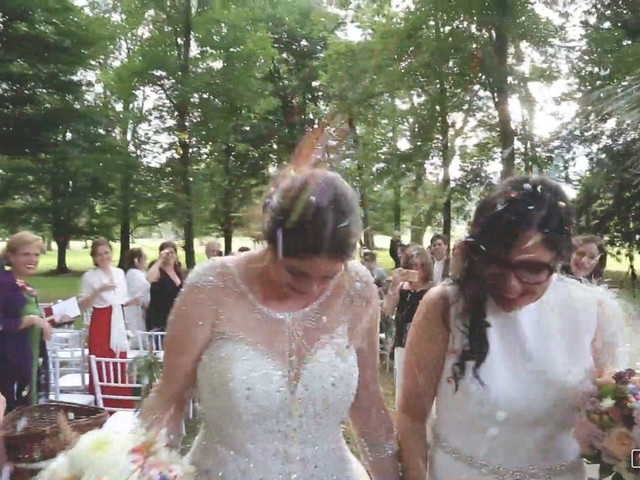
[141,146,400,480]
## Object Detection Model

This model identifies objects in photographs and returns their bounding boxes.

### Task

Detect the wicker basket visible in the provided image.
[0,401,109,464]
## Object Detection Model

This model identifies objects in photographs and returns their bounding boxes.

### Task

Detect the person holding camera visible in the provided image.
[146,241,184,331]
[382,244,434,404]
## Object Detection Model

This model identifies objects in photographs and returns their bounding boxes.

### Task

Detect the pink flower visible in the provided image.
[602,427,634,461]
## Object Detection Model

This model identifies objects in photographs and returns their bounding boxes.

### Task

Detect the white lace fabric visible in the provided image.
[429,275,625,480]
[141,255,397,479]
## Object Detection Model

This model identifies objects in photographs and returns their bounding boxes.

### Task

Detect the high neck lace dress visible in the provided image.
[142,256,398,480]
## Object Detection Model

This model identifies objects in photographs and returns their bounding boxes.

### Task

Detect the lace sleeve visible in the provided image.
[140,261,222,441]
[347,264,401,480]
[591,287,626,371]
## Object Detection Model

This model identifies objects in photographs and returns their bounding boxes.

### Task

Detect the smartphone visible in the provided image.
[405,270,419,282]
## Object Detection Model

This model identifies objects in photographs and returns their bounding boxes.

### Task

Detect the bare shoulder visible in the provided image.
[414,284,457,330]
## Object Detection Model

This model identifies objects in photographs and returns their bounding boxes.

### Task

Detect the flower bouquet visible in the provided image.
[575,369,640,480]
[36,418,194,480]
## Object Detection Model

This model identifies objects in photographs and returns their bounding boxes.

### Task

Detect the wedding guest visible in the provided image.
[123,248,150,347]
[146,241,183,331]
[397,176,624,480]
[79,238,133,408]
[204,240,223,259]
[383,244,434,405]
[430,233,450,285]
[361,249,388,288]
[0,232,54,411]
[390,231,402,269]
[397,243,408,268]
[564,235,606,283]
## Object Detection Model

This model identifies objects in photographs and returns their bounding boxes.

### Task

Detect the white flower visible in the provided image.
[66,429,137,479]
[601,397,616,409]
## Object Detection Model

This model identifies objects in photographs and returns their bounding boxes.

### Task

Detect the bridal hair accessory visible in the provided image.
[575,368,640,479]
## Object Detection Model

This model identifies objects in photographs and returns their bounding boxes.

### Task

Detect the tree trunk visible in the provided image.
[493,21,516,180]
[349,117,374,250]
[54,235,70,274]
[118,218,131,269]
[46,236,53,252]
[222,145,234,256]
[393,180,401,232]
[223,223,233,256]
[437,73,452,249]
[410,219,426,245]
[176,0,195,269]
[118,176,132,269]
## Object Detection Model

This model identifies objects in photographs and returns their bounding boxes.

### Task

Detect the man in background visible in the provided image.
[430,233,450,285]
[389,231,402,269]
[205,240,223,259]
[361,248,388,289]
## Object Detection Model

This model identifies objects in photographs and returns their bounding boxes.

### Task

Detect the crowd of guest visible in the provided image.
[0,221,614,416]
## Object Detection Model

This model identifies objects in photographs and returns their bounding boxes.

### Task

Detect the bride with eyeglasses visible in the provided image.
[397,176,626,480]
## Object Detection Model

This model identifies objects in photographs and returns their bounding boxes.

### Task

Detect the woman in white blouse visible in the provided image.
[79,238,137,408]
[123,248,150,348]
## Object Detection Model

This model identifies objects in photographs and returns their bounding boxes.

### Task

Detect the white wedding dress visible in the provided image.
[429,275,626,480]
[143,257,394,480]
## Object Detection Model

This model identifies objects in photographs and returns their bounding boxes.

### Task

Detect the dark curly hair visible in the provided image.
[262,168,362,260]
[452,176,574,389]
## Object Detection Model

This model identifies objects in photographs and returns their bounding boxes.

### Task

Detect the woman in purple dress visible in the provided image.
[0,232,53,412]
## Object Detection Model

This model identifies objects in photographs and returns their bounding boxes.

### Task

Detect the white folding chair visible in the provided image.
[136,331,166,353]
[47,329,88,391]
[89,355,144,412]
[47,347,94,405]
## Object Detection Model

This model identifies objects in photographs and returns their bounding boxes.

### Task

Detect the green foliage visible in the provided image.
[572,0,640,253]
[0,0,110,157]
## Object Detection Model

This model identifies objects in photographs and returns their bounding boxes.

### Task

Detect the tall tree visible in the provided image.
[0,0,112,271]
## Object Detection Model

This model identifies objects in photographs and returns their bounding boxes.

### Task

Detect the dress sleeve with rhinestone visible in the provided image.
[346,262,401,480]
[140,259,224,441]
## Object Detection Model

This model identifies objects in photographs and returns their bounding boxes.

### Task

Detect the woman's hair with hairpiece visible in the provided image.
[452,176,574,389]
[262,125,362,260]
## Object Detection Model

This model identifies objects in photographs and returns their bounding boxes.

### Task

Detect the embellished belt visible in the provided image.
[432,430,584,480]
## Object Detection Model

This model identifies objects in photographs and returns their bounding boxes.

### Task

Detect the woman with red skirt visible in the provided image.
[80,239,139,409]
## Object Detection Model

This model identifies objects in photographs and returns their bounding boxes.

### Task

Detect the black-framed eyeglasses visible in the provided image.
[480,255,556,285]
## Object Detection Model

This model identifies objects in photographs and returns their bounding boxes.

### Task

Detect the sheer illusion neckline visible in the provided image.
[226,260,344,318]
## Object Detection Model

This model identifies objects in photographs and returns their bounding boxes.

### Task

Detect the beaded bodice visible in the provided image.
[183,257,374,480]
